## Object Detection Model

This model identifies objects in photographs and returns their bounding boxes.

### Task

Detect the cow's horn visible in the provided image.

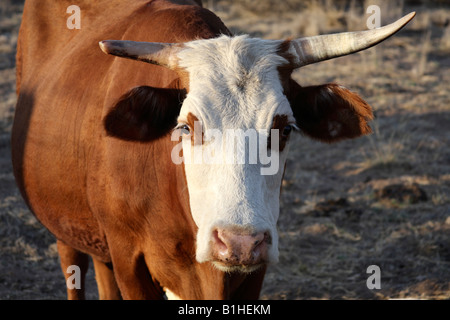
[99,40,181,69]
[290,12,415,68]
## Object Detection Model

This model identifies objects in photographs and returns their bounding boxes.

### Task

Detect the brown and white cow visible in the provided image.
[12,0,415,299]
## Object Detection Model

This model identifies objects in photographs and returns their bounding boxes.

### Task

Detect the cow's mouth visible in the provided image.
[211,261,265,274]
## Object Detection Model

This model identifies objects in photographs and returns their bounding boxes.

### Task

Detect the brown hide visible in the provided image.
[12,0,265,299]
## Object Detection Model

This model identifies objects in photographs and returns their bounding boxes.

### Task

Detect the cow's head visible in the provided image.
[100,13,415,273]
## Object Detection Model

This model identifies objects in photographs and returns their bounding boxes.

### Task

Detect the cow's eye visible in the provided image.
[177,124,191,135]
[282,125,293,137]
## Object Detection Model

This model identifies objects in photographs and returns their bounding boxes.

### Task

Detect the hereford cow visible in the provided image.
[12,0,415,299]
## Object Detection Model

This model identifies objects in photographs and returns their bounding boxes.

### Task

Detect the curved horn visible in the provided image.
[290,12,416,68]
[99,40,182,69]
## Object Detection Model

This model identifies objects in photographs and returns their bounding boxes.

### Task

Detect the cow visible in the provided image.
[12,0,415,299]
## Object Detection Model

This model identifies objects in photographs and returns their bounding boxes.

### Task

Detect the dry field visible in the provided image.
[0,0,449,299]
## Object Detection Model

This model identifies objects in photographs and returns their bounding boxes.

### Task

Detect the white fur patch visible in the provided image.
[164,288,182,300]
[174,35,295,265]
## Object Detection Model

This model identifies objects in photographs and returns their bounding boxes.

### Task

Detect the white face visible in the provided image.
[174,35,296,269]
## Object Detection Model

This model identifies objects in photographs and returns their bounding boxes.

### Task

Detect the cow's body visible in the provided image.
[13,0,414,299]
[13,0,259,299]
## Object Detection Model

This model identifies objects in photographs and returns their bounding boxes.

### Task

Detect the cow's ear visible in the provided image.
[104,86,186,142]
[289,83,374,143]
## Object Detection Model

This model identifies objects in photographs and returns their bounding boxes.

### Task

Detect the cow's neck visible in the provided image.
[142,138,265,299]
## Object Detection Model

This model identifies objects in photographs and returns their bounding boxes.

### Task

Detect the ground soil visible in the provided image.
[0,0,449,299]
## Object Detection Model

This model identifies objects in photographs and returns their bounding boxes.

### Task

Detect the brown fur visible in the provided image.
[288,82,374,142]
[104,86,186,142]
[187,112,204,145]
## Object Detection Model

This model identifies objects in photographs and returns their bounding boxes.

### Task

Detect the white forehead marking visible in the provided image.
[176,35,295,130]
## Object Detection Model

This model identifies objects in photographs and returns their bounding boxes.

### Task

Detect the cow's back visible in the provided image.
[12,0,228,262]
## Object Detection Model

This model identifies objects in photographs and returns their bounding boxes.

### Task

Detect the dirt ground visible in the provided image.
[0,0,449,300]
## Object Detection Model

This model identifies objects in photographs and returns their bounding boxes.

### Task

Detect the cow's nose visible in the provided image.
[212,228,268,266]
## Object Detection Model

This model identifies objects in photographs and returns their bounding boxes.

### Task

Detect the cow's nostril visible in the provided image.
[212,229,228,257]
[252,233,265,248]
[253,232,269,250]
[211,228,269,266]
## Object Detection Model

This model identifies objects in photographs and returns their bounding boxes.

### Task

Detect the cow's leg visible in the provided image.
[109,251,164,300]
[92,258,122,300]
[57,240,89,300]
